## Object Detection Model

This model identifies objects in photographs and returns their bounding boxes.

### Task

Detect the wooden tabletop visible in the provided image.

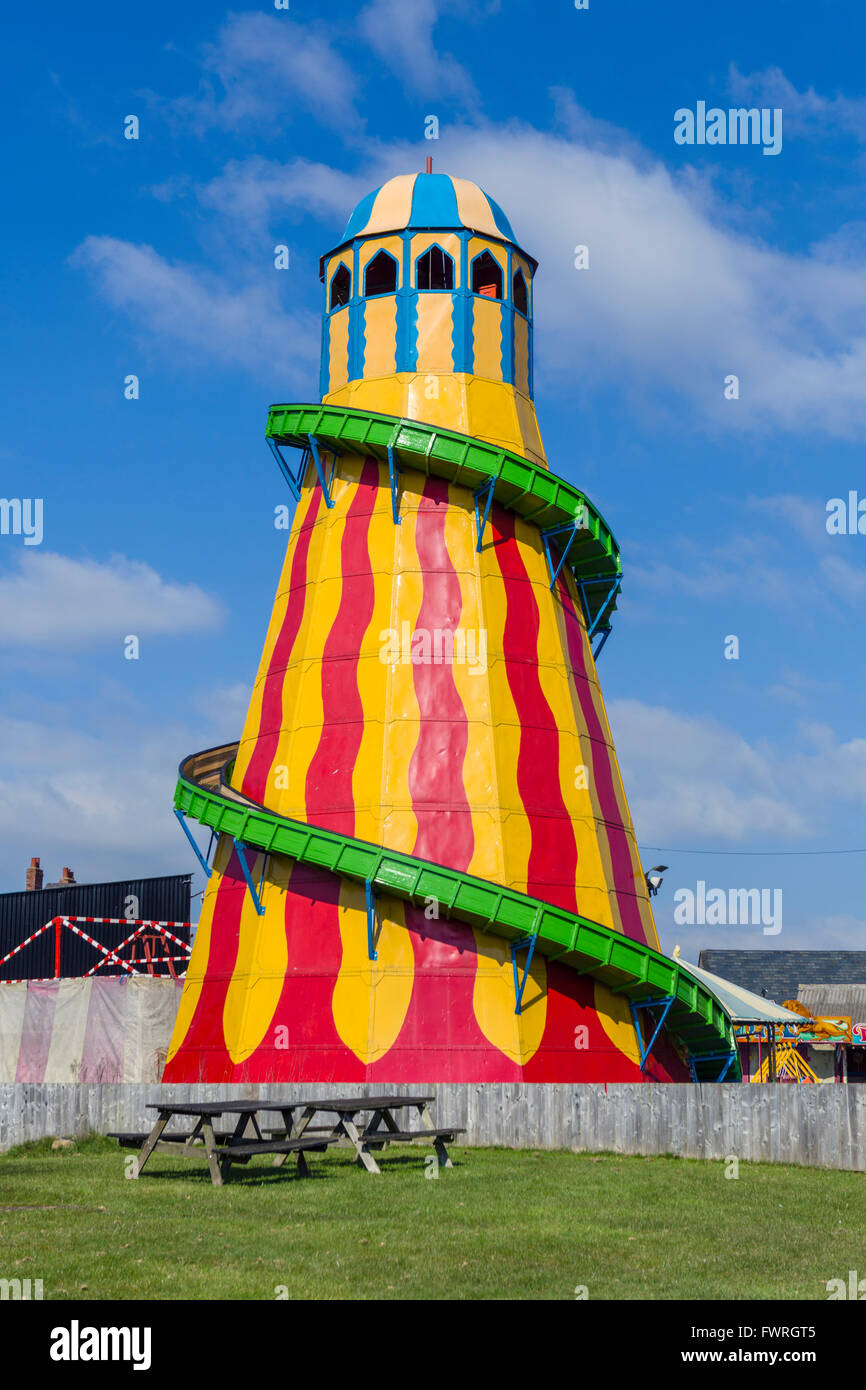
[146,1095,434,1117]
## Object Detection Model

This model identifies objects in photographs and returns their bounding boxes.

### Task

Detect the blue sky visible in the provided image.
[2,0,865,955]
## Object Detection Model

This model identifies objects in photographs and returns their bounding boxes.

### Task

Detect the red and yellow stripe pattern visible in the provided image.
[165,454,680,1083]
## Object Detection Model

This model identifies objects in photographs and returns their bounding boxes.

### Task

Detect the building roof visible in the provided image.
[342,172,517,244]
[680,958,802,1024]
[699,950,866,1007]
[798,984,866,1021]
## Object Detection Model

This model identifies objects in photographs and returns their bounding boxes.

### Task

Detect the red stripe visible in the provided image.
[233,864,365,1083]
[555,575,648,942]
[304,458,379,834]
[408,477,473,869]
[241,486,322,804]
[162,847,249,1083]
[492,505,577,911]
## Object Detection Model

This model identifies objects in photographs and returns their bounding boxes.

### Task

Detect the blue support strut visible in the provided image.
[365,878,378,961]
[233,839,265,916]
[630,994,675,1070]
[510,934,538,1015]
[307,434,335,508]
[541,515,587,590]
[592,625,612,661]
[173,808,212,880]
[474,478,496,552]
[387,444,401,525]
[267,437,301,503]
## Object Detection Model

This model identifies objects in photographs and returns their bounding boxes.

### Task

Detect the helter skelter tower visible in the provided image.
[166,170,738,1084]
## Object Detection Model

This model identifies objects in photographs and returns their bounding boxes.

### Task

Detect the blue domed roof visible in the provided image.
[341,172,518,244]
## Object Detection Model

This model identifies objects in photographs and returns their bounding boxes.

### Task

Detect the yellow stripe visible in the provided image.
[265,465,352,821]
[223,853,292,1064]
[379,474,424,855]
[471,928,546,1064]
[350,466,392,845]
[477,516,532,897]
[452,177,502,239]
[323,373,549,469]
[442,483,504,886]
[514,314,529,396]
[359,175,417,237]
[515,517,616,930]
[363,296,397,377]
[415,294,455,374]
[328,307,350,392]
[472,297,503,382]
[331,885,414,1063]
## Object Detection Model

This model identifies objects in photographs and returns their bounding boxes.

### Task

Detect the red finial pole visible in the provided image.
[426,156,433,174]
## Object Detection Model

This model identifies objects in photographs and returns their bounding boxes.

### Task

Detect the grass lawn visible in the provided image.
[0,1135,863,1300]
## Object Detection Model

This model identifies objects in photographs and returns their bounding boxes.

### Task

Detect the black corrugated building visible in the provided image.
[0,873,191,980]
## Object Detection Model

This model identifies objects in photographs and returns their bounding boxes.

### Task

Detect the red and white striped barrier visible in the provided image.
[0,916,192,980]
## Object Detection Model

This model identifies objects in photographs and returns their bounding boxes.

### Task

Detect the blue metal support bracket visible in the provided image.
[510,934,538,1015]
[575,572,622,636]
[233,839,266,916]
[267,437,302,503]
[592,625,613,661]
[387,444,401,525]
[307,434,335,509]
[474,478,496,552]
[541,513,588,590]
[365,878,378,961]
[629,994,675,1071]
[687,1049,738,1083]
[174,808,213,880]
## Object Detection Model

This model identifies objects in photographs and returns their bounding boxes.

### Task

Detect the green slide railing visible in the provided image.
[175,746,741,1082]
[266,403,622,632]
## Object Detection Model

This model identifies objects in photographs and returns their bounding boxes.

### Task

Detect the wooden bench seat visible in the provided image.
[107,1130,240,1147]
[214,1136,339,1158]
[362,1128,464,1144]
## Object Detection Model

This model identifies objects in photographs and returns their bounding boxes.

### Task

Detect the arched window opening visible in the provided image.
[471,250,503,300]
[417,245,454,291]
[512,269,528,316]
[364,250,398,297]
[329,263,351,309]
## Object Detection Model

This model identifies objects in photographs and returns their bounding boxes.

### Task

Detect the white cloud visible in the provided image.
[357,0,477,104]
[728,63,866,144]
[198,157,371,240]
[0,713,195,890]
[432,120,866,438]
[628,495,866,611]
[0,552,224,648]
[208,113,866,436]
[192,683,249,735]
[70,236,319,378]
[159,13,362,135]
[609,698,866,845]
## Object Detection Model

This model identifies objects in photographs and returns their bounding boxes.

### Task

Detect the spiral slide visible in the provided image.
[165,404,739,1085]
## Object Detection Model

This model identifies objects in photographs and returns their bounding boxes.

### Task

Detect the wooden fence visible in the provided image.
[2,1082,866,1171]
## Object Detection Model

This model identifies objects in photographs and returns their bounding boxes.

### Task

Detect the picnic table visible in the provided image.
[109,1095,462,1186]
[267,1094,460,1175]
